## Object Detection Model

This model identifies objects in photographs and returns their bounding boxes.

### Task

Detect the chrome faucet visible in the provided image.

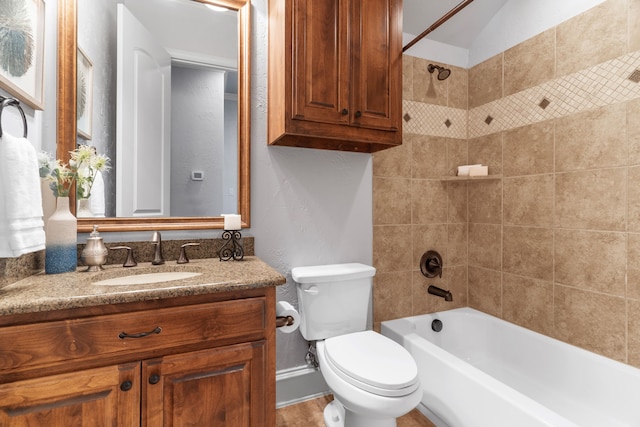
[151,231,165,265]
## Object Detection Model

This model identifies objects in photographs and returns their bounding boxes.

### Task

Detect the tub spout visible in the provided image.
[428,285,453,301]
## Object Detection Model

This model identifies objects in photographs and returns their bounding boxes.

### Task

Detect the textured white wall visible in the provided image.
[40,0,57,154]
[250,0,374,370]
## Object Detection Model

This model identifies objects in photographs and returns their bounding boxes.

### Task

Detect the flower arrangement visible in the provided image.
[38,145,110,198]
[72,145,110,199]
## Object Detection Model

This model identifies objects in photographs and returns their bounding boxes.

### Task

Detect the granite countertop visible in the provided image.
[0,257,286,316]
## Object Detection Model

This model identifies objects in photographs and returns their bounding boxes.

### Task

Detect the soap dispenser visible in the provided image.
[81,225,108,271]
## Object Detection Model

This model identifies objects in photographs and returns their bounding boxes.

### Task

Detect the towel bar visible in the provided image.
[0,96,28,138]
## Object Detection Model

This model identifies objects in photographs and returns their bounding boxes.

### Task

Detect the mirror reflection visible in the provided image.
[76,0,238,219]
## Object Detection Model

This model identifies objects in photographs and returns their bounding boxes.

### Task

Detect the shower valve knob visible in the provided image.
[420,250,443,278]
[428,258,441,270]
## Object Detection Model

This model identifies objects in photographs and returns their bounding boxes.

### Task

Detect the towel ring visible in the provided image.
[0,96,28,138]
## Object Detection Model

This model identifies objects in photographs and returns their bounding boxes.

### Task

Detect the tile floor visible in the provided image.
[276,395,436,427]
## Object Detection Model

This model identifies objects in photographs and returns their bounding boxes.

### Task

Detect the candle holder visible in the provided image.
[219,230,244,261]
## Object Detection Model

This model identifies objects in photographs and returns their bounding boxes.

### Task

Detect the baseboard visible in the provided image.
[416,402,449,427]
[276,365,330,408]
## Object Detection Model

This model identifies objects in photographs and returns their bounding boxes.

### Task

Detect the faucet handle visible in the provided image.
[420,250,443,278]
[177,243,200,264]
[109,246,137,267]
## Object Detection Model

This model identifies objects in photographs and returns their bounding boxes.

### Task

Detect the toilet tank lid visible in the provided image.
[292,263,376,283]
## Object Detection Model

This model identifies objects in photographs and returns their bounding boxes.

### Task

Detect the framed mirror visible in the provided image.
[57,0,250,232]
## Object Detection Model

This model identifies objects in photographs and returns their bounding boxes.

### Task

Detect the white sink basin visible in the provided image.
[93,271,202,286]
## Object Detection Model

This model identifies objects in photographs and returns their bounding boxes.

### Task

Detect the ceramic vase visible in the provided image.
[45,197,78,274]
[76,198,93,218]
[40,178,56,232]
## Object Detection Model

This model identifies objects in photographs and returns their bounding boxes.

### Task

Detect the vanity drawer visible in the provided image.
[0,297,266,373]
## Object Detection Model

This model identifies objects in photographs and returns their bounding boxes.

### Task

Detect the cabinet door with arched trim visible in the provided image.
[143,341,268,427]
[291,0,351,126]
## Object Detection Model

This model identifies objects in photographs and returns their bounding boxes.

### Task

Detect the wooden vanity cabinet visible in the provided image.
[0,288,276,427]
[268,0,403,153]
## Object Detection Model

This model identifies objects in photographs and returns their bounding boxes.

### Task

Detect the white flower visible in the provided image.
[73,145,111,199]
[37,151,54,178]
[38,146,110,198]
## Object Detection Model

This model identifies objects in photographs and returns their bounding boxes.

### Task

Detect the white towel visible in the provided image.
[89,170,105,217]
[0,131,46,257]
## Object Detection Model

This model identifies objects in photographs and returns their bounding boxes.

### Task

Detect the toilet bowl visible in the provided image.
[292,263,422,427]
[317,331,422,427]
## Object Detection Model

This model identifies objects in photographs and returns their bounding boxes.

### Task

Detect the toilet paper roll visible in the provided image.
[276,301,301,333]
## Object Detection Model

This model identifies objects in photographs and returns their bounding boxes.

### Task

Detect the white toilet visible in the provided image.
[292,263,422,427]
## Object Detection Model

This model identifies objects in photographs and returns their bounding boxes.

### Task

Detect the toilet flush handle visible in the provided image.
[302,285,319,295]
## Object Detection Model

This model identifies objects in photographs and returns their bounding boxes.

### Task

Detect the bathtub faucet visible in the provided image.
[428,285,453,301]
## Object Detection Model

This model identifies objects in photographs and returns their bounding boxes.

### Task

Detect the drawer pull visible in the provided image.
[149,374,161,385]
[118,326,162,339]
[120,381,133,391]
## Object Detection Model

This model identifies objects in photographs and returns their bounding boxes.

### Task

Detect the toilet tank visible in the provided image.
[292,263,376,341]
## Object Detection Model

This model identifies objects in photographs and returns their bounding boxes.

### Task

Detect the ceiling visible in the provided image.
[402,0,509,49]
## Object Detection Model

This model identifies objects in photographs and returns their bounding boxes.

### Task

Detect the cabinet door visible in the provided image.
[291,0,351,125]
[143,341,268,427]
[0,363,140,426]
[350,0,402,131]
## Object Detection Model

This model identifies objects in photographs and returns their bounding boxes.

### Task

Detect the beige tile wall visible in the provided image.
[373,0,640,367]
[373,55,470,326]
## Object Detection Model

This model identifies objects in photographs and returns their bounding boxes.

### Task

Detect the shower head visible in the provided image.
[428,64,451,81]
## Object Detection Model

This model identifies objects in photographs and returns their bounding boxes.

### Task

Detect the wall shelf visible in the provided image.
[439,175,502,182]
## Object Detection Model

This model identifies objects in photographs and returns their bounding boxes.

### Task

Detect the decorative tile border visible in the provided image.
[402,100,467,139]
[470,50,640,138]
[404,50,640,139]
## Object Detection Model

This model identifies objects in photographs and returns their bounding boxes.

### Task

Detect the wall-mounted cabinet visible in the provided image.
[268,0,403,153]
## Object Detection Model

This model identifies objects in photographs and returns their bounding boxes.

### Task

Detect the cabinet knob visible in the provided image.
[149,374,161,385]
[120,380,133,392]
[341,109,349,116]
[354,110,362,118]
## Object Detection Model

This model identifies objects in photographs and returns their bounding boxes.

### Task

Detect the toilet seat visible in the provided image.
[323,331,419,397]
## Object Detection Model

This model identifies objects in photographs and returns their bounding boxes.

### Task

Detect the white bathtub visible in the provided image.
[381,307,640,427]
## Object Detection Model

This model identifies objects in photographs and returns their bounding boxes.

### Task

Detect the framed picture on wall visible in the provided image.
[0,0,46,110]
[77,47,93,140]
